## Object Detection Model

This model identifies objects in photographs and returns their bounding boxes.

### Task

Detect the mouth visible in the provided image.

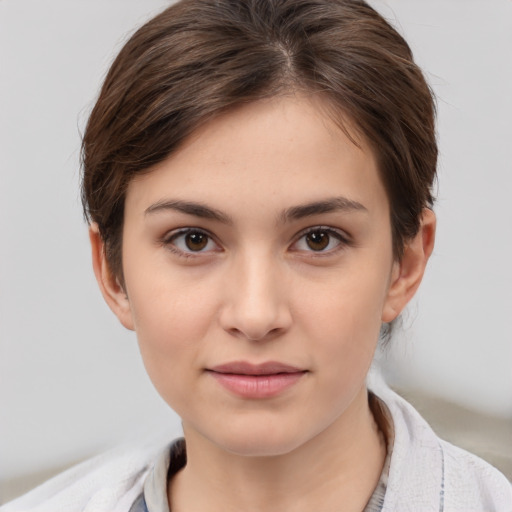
[206,361,308,399]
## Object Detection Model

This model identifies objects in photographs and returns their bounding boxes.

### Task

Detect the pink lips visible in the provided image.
[207,361,307,399]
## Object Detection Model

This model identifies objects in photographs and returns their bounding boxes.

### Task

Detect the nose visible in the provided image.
[219,251,292,341]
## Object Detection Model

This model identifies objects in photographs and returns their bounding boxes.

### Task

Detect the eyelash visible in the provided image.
[162,228,221,259]
[291,226,351,256]
[161,226,351,258]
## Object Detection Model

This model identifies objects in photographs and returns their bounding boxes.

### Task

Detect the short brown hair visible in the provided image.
[81,0,437,279]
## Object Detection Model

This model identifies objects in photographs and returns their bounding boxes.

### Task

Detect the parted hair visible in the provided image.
[81,0,437,280]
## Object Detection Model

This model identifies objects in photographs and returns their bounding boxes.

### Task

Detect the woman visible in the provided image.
[4,0,511,510]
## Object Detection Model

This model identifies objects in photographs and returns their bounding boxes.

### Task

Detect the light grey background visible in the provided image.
[1,0,511,488]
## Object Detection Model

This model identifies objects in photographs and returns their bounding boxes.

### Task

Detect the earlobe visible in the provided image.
[89,224,135,331]
[382,208,436,323]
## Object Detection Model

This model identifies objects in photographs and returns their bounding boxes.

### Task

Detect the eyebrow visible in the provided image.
[145,196,367,224]
[145,200,233,224]
[280,197,367,222]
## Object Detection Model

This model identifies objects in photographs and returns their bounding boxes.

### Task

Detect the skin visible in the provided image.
[90,94,435,512]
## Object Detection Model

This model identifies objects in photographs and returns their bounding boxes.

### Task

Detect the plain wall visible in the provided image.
[1,0,511,487]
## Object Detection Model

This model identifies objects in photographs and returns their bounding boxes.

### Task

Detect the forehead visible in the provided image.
[125,94,388,220]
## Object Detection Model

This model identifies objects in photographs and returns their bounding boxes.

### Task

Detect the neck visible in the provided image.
[168,387,387,512]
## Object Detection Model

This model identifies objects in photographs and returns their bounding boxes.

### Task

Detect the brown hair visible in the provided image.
[81,0,437,280]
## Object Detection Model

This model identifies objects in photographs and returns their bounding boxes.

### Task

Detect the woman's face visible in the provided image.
[117,95,401,456]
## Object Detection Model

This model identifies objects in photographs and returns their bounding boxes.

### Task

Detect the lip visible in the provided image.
[206,361,307,399]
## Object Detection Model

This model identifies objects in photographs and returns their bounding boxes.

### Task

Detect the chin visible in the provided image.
[206,422,314,458]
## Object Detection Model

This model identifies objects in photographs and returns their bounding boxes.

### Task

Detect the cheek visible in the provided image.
[128,289,213,413]
[125,244,218,335]
[296,263,390,345]
[123,259,221,390]
[293,261,391,387]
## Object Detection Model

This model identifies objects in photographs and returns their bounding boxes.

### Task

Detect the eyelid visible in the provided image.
[161,227,222,257]
[290,225,352,253]
[162,226,211,242]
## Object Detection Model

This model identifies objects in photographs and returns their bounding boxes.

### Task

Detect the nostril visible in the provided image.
[228,327,285,342]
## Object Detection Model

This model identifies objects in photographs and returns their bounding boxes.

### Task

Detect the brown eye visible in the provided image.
[305,230,330,251]
[185,231,209,251]
[291,227,347,254]
[166,229,219,255]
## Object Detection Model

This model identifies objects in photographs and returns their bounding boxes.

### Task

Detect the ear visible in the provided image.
[89,223,135,331]
[382,208,436,323]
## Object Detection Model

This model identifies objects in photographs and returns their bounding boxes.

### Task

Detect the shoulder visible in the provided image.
[440,439,512,511]
[369,380,512,511]
[0,440,173,512]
